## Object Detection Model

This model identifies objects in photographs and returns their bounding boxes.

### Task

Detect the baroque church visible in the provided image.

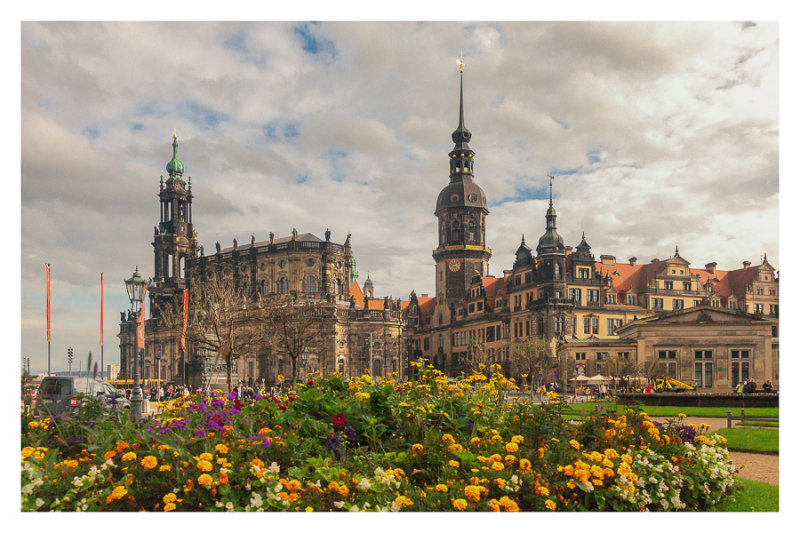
[119,70,779,393]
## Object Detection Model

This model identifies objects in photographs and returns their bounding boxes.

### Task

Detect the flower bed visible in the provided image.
[21,363,738,512]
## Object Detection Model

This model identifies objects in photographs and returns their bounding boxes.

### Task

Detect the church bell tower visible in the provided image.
[151,133,198,315]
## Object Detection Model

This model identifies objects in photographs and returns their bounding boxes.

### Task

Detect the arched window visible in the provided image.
[554,263,561,280]
[336,278,343,296]
[277,277,288,294]
[261,280,267,296]
[304,276,317,293]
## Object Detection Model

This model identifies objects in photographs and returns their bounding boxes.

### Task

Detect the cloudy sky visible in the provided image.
[19,20,779,374]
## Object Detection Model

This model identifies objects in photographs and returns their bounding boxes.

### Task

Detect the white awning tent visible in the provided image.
[585,374,612,383]
[569,375,591,382]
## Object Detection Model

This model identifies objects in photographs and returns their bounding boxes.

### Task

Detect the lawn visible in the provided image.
[561,402,779,419]
[711,478,778,512]
[713,428,779,453]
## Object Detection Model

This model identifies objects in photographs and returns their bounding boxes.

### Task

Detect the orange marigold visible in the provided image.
[140,456,158,470]
[197,473,213,486]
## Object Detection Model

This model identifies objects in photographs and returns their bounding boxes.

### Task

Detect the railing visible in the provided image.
[727,408,779,428]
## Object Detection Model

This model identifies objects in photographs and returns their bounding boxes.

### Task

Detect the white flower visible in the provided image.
[349,505,360,512]
[250,492,263,508]
[333,501,345,509]
[268,462,280,474]
[225,502,234,511]
[35,498,44,507]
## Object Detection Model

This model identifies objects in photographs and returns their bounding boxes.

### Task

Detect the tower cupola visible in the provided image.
[166,132,185,178]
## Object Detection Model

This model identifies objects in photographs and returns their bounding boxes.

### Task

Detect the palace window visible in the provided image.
[769,304,778,316]
[627,294,636,305]
[583,317,599,335]
[606,293,616,304]
[664,281,673,290]
[568,288,582,304]
[729,300,737,310]
[693,300,701,307]
[607,319,622,334]
[658,350,678,379]
[554,317,564,334]
[577,267,590,279]
[652,298,663,310]
[617,352,630,360]
[754,304,764,314]
[673,299,684,310]
[730,350,750,386]
[575,352,586,361]
[694,350,713,388]
[596,352,608,361]
[587,289,599,303]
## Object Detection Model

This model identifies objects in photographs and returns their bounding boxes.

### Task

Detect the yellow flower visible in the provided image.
[498,496,519,512]
[106,485,128,504]
[163,493,177,505]
[491,461,504,471]
[505,442,518,453]
[448,460,459,468]
[197,473,213,486]
[677,413,687,418]
[545,499,556,511]
[121,452,137,462]
[412,443,424,453]
[435,484,448,492]
[470,437,481,445]
[140,455,158,470]
[464,485,481,502]
[28,421,40,428]
[453,498,468,511]
[511,435,524,444]
[215,444,229,454]
[163,502,176,512]
[305,506,314,512]
[519,458,532,472]
[198,452,213,462]
[197,460,213,472]
[442,434,455,445]
[569,440,580,450]
[394,496,413,507]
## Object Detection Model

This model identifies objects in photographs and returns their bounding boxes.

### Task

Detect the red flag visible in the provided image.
[138,285,147,347]
[46,264,50,342]
[100,273,104,345]
[181,288,188,351]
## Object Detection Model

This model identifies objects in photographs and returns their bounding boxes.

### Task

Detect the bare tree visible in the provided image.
[509,337,556,399]
[604,353,638,392]
[186,274,261,393]
[257,293,330,383]
[465,339,492,375]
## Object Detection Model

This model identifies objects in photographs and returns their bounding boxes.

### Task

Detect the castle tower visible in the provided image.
[151,133,198,315]
[432,62,491,307]
[535,176,567,300]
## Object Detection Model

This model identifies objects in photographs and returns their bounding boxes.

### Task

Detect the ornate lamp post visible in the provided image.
[125,267,147,418]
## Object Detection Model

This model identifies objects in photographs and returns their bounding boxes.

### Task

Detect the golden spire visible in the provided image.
[173,128,177,140]
[457,57,464,73]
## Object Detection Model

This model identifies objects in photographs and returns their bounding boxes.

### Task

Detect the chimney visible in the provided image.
[421,294,428,298]
[600,255,615,266]
[705,262,717,275]
[628,257,637,266]
[742,261,751,269]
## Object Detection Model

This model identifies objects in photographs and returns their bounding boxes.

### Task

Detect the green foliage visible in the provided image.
[714,428,779,453]
[710,478,778,512]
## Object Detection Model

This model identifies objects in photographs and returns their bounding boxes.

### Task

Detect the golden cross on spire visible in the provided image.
[173,128,177,140]
[457,57,464,73]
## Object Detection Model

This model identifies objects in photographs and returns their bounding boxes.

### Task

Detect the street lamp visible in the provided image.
[125,267,147,419]
[302,347,308,381]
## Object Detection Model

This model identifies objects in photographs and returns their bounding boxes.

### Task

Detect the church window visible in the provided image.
[277,277,288,294]
[261,280,268,296]
[554,263,561,280]
[304,276,317,293]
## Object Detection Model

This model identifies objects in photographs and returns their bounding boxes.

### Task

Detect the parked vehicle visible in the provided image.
[36,376,131,415]
[652,377,696,393]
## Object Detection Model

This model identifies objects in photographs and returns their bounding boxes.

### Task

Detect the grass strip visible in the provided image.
[714,428,779,453]
[560,402,778,419]
[711,478,778,512]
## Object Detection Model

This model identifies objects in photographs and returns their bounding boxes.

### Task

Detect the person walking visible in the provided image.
[735,381,744,394]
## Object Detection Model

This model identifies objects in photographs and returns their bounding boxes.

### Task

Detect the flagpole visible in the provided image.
[46,264,51,376]
[100,273,104,380]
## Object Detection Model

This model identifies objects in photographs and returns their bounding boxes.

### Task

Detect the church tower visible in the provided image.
[151,133,198,315]
[432,62,491,307]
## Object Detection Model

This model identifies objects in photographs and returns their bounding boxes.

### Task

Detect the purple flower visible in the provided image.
[345,423,357,441]
[262,436,271,448]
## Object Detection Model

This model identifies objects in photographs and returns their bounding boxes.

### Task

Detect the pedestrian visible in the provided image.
[599,383,607,399]
[763,380,774,392]
[644,384,653,394]
[735,381,744,394]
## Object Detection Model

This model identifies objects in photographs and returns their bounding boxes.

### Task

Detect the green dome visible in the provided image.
[166,134,184,176]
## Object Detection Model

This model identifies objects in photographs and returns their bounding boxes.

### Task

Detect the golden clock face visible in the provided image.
[449,260,461,272]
